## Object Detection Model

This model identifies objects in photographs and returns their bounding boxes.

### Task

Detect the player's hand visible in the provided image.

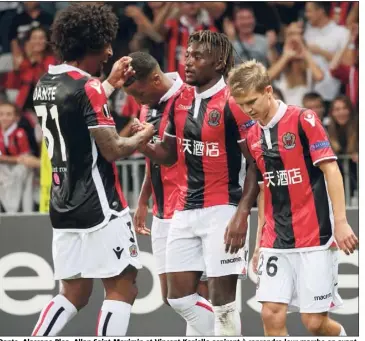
[138,122,155,143]
[334,220,358,255]
[224,215,248,254]
[130,118,144,135]
[133,203,150,235]
[252,247,260,274]
[106,56,135,89]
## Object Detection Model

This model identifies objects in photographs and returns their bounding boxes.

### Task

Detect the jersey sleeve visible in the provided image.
[15,128,30,154]
[299,109,337,166]
[227,96,256,143]
[81,78,115,129]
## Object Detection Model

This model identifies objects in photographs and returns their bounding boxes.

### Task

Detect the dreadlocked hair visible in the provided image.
[188,31,234,78]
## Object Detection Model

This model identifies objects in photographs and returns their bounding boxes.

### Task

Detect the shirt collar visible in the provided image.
[2,122,17,146]
[159,72,184,104]
[48,64,91,77]
[194,76,226,100]
[259,100,288,129]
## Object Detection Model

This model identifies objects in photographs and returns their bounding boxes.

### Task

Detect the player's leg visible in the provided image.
[298,249,346,336]
[166,210,215,335]
[255,251,294,336]
[83,214,142,336]
[201,205,248,336]
[32,231,91,336]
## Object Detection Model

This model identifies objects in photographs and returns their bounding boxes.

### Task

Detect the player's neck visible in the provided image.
[65,61,89,74]
[160,75,174,97]
[196,75,222,94]
[260,99,280,126]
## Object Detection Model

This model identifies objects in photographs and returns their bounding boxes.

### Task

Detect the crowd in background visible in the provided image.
[0,1,359,213]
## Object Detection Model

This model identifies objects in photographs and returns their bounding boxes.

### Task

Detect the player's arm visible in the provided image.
[138,132,177,166]
[319,160,357,254]
[137,100,178,166]
[252,182,264,273]
[90,126,154,162]
[299,110,358,255]
[134,165,152,235]
[0,154,19,164]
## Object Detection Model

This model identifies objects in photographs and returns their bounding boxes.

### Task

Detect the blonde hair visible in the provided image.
[228,59,270,98]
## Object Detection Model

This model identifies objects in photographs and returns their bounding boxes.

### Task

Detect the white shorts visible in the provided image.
[256,249,343,313]
[165,205,249,278]
[52,213,142,280]
[151,216,208,281]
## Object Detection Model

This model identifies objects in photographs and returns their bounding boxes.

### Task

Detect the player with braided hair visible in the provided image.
[132,30,258,336]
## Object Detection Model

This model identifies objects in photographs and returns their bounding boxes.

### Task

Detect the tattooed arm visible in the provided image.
[90,124,155,162]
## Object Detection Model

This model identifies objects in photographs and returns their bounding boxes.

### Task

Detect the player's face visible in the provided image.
[233,86,272,122]
[181,2,200,17]
[89,44,113,77]
[185,42,217,87]
[303,98,324,119]
[0,104,17,131]
[124,74,163,107]
[331,99,350,126]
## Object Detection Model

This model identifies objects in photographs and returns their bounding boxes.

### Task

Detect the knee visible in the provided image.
[261,303,286,328]
[61,284,92,310]
[301,314,326,335]
[162,295,170,306]
[167,293,197,314]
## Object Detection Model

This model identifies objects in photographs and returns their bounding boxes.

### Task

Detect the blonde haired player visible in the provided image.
[227,60,357,337]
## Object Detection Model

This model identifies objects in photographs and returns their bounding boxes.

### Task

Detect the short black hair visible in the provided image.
[125,52,159,87]
[303,92,324,103]
[51,4,118,62]
[310,2,332,17]
[188,31,234,78]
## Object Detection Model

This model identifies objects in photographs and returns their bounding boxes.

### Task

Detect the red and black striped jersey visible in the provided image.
[247,101,337,252]
[33,64,128,232]
[139,73,185,219]
[165,77,255,210]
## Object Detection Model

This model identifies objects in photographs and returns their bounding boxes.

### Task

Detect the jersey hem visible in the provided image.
[52,207,130,233]
[313,156,338,166]
[88,125,116,129]
[260,236,335,253]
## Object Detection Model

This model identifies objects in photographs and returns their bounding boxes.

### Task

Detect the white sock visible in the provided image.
[212,301,241,336]
[186,323,200,336]
[168,293,214,336]
[96,300,132,336]
[339,325,347,336]
[32,295,77,336]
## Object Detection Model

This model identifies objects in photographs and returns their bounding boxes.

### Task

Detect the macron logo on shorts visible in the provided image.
[113,247,124,259]
[314,293,332,301]
[220,257,242,265]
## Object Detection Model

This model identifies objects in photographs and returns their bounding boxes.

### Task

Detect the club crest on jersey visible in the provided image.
[207,110,221,127]
[129,244,138,257]
[282,132,296,150]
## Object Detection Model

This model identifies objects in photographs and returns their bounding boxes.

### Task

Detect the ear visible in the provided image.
[215,57,225,74]
[151,72,161,87]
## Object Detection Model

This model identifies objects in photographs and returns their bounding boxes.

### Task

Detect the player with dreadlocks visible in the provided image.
[131,30,259,335]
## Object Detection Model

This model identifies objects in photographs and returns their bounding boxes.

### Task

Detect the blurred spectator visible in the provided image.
[223,5,276,67]
[330,23,358,110]
[6,26,56,112]
[9,2,53,70]
[302,91,330,126]
[161,2,217,78]
[303,2,349,102]
[272,87,284,101]
[0,101,33,212]
[329,1,356,26]
[270,2,305,27]
[128,2,169,68]
[268,23,323,106]
[327,95,358,197]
